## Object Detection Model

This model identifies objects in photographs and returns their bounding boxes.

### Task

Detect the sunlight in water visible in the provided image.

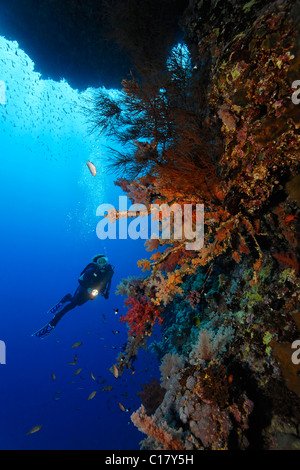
[0,35,110,235]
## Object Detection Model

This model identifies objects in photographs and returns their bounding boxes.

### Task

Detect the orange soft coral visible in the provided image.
[131,405,184,450]
[272,251,299,274]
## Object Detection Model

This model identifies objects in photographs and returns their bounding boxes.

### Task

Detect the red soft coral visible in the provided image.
[120,296,163,337]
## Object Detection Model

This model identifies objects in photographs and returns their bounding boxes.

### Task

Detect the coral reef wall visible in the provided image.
[90,0,300,450]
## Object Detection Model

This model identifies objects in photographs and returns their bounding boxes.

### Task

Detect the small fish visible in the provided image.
[112,364,119,379]
[51,373,56,381]
[27,425,42,436]
[68,361,77,365]
[101,385,113,392]
[118,402,126,412]
[72,342,82,348]
[88,391,97,400]
[112,330,120,335]
[113,308,119,315]
[74,368,82,376]
[86,160,97,177]
[91,372,96,381]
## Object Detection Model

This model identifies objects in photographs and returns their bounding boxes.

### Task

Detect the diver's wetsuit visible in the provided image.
[32,262,114,338]
[50,262,114,328]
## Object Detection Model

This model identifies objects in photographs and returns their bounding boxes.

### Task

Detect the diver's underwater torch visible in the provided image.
[89,288,99,299]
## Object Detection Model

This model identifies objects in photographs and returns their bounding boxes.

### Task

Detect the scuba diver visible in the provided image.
[32,254,114,339]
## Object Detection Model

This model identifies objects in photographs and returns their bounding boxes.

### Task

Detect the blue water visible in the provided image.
[0,35,160,450]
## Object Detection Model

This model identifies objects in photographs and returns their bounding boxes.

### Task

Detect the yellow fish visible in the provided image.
[112,364,119,379]
[118,402,126,412]
[91,372,96,381]
[74,368,82,375]
[51,373,56,381]
[27,425,42,436]
[72,342,82,348]
[88,391,97,400]
[68,354,78,365]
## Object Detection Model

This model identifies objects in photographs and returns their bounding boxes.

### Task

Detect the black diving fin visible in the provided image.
[32,323,55,339]
[47,294,72,315]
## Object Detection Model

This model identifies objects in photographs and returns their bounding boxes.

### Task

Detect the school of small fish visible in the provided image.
[0,37,145,439]
[25,305,150,436]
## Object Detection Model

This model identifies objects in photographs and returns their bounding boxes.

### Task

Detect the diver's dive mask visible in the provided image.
[97,256,108,268]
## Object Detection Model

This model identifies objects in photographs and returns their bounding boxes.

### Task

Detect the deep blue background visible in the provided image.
[0,34,160,450]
